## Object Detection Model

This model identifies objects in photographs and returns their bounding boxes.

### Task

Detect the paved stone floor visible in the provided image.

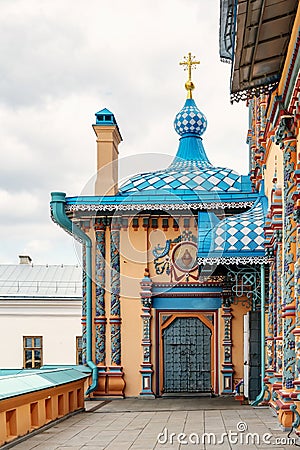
[8,397,300,449]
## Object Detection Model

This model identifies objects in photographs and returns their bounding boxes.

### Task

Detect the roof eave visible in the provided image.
[230,0,299,102]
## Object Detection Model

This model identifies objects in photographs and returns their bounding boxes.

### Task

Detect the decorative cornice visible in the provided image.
[153,278,225,289]
[66,201,255,213]
[154,292,222,298]
[198,255,268,265]
[230,82,278,104]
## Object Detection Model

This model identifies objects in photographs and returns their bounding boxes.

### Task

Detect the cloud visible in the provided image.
[0,220,78,265]
[0,0,249,264]
[0,190,40,221]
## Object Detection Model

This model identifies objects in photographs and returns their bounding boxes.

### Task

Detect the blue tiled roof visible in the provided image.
[198,196,267,263]
[119,157,242,193]
[65,183,257,212]
[119,97,245,194]
[63,97,257,210]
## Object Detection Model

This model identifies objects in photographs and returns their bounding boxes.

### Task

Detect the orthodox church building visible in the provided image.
[51,53,267,402]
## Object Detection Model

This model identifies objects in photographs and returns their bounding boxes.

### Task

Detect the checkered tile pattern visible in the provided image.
[119,158,241,193]
[119,98,241,194]
[213,199,265,252]
[174,102,207,136]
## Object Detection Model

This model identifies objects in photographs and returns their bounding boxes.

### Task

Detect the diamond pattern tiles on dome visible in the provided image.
[198,197,267,262]
[174,99,207,136]
[214,201,265,252]
[119,162,241,193]
[119,97,241,194]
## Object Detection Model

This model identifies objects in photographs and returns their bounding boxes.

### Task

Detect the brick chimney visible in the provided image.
[93,108,122,196]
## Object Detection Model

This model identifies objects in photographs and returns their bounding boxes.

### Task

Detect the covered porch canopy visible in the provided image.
[198,196,268,265]
[219,0,299,102]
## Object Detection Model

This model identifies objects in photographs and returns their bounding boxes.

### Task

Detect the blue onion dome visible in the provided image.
[119,96,241,194]
[174,98,207,136]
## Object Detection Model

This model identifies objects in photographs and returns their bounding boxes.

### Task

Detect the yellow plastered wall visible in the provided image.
[90,215,253,396]
[120,222,147,396]
[148,218,198,282]
[118,217,198,396]
[0,380,85,446]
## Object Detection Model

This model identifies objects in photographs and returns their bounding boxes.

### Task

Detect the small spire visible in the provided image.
[179,52,200,99]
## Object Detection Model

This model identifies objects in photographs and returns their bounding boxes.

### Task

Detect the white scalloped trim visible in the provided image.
[198,256,268,265]
[66,201,254,212]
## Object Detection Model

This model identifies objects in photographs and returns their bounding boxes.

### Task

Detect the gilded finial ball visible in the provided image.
[185,81,195,92]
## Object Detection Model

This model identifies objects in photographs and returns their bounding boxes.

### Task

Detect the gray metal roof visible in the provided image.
[0,264,82,298]
[220,0,299,101]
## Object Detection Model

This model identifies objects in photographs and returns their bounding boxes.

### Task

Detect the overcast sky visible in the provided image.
[0,0,249,266]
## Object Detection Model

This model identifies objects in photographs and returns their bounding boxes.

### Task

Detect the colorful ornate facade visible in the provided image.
[51,50,271,404]
[220,0,300,431]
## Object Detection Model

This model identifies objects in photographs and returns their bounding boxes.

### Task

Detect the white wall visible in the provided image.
[0,299,82,368]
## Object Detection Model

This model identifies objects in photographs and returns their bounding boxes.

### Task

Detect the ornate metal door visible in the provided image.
[163,317,211,393]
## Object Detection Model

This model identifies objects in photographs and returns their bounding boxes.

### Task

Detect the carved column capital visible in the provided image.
[222,296,233,308]
[275,115,296,147]
[222,282,233,308]
[94,217,107,231]
[79,219,91,233]
[110,216,121,231]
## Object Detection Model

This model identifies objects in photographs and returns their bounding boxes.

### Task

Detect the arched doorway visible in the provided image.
[161,315,213,394]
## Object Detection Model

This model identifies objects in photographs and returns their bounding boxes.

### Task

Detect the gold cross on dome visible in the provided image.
[179,52,200,99]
